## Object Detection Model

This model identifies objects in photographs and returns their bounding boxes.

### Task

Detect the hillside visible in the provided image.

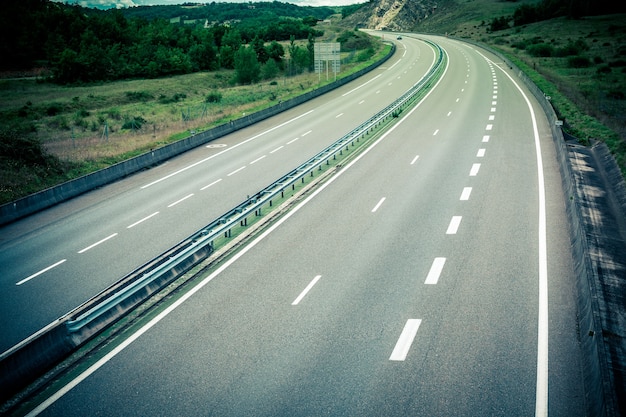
[343,0,626,175]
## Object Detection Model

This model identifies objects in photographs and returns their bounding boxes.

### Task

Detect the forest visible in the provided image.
[0,0,349,83]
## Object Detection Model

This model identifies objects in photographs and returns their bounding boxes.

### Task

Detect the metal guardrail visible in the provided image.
[64,38,446,335]
[0,38,446,408]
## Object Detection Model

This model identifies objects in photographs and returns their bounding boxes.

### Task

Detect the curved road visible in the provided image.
[1,37,433,351]
[22,34,588,416]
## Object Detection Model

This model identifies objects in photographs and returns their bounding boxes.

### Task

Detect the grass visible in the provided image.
[0,33,389,205]
[443,10,626,177]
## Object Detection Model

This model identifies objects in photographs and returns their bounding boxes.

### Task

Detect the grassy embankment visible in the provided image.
[438,5,626,177]
[0,27,388,206]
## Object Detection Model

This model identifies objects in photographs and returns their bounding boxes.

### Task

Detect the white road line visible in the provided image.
[446,216,462,234]
[250,155,266,165]
[470,163,481,176]
[491,107,496,112]
[270,146,283,154]
[460,187,472,201]
[127,211,159,229]
[371,197,386,213]
[140,110,314,189]
[389,319,422,361]
[167,193,194,207]
[359,100,365,104]
[433,129,439,135]
[447,111,452,117]
[486,124,493,130]
[410,155,420,165]
[301,130,312,136]
[341,73,383,97]
[16,259,67,286]
[78,233,118,254]
[227,166,246,176]
[292,275,321,305]
[335,113,344,118]
[478,52,549,416]
[477,148,486,157]
[286,137,299,145]
[201,178,222,190]
[425,257,446,285]
[24,48,450,417]
[489,115,495,120]
[482,135,490,143]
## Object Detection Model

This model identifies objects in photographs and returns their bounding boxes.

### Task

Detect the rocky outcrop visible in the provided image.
[344,0,440,31]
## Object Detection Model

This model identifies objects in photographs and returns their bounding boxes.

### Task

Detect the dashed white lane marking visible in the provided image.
[292,275,322,306]
[425,257,446,285]
[201,178,222,190]
[336,113,344,118]
[371,197,386,213]
[389,319,422,361]
[227,166,246,176]
[470,163,481,176]
[16,259,67,286]
[167,193,194,207]
[410,155,420,165]
[141,110,314,189]
[270,146,283,154]
[127,212,159,229]
[460,187,472,201]
[433,129,439,136]
[477,148,486,157]
[446,216,462,235]
[286,137,299,145]
[486,124,493,130]
[482,135,490,143]
[250,155,266,165]
[78,233,118,254]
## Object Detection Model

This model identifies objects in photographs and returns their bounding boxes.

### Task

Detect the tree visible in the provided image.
[234,45,260,84]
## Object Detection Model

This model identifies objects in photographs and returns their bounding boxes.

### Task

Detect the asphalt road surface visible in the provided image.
[17,34,587,416]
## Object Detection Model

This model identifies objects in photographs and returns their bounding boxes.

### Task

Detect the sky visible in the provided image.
[57,0,366,9]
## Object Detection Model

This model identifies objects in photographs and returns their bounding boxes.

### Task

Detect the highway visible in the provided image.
[1,37,432,352]
[23,34,587,416]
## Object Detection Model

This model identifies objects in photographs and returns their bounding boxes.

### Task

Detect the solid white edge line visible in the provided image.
[389,319,422,361]
[425,257,446,285]
[127,212,159,229]
[478,50,549,417]
[77,233,118,254]
[16,259,67,286]
[292,275,321,305]
[26,40,449,417]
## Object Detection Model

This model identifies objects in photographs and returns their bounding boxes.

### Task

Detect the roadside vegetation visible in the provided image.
[432,0,626,177]
[0,0,380,205]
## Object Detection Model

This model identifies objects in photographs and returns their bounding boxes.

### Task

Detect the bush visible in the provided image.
[121,116,147,130]
[567,56,591,68]
[124,91,153,102]
[527,43,554,57]
[205,91,223,103]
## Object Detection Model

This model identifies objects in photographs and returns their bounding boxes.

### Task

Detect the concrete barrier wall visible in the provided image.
[0,45,395,226]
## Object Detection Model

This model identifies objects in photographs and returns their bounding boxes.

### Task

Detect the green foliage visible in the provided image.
[527,43,555,57]
[337,30,373,50]
[234,46,261,84]
[121,116,147,130]
[568,55,592,68]
[205,91,223,103]
[2,1,325,84]
[489,16,510,32]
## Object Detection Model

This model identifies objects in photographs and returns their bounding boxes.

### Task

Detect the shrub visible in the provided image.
[121,116,147,130]
[124,91,153,102]
[567,56,591,68]
[527,43,554,57]
[205,91,223,103]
